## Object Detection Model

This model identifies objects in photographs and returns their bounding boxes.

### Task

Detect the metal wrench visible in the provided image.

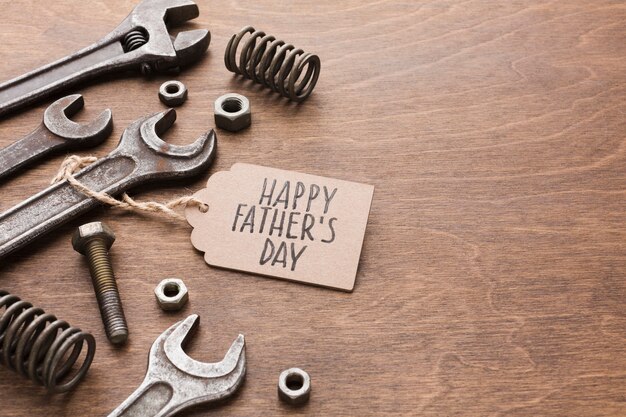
[0,108,216,260]
[0,0,210,117]
[108,314,246,417]
[0,94,112,181]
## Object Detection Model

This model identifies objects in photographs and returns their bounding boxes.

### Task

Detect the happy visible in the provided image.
[258,178,337,214]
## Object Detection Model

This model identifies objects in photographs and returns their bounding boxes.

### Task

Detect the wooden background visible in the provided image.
[0,0,624,415]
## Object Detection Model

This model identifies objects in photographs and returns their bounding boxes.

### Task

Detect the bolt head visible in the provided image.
[155,278,189,311]
[72,222,116,254]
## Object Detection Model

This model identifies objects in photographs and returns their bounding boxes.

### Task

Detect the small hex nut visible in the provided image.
[278,368,311,405]
[72,222,115,255]
[214,93,251,132]
[159,80,188,107]
[154,278,189,311]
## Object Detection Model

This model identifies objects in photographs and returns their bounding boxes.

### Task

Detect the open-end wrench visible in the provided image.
[108,314,246,417]
[0,0,210,117]
[0,108,216,259]
[0,94,112,181]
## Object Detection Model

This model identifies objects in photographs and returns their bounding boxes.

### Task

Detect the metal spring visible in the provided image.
[225,26,321,102]
[0,290,96,393]
[123,29,149,52]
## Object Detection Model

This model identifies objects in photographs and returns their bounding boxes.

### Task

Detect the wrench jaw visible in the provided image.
[120,0,209,73]
[136,315,246,416]
[133,0,200,25]
[171,29,211,70]
[43,94,113,146]
[164,315,246,380]
[164,315,247,411]
[116,109,217,184]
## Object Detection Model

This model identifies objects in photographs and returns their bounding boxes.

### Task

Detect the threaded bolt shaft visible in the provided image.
[83,238,128,345]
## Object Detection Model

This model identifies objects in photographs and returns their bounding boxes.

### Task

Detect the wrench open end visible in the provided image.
[164,314,246,380]
[43,94,113,144]
[134,109,217,178]
[129,0,210,71]
[108,315,246,417]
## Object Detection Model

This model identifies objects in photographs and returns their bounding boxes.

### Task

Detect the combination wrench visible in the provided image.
[0,0,210,116]
[108,314,246,417]
[0,94,112,181]
[0,108,216,259]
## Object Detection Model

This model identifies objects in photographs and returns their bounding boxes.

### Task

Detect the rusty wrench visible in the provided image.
[108,314,246,417]
[0,0,210,117]
[0,108,216,259]
[0,94,112,181]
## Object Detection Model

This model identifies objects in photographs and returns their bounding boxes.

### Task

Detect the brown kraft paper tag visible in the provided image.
[185,163,374,291]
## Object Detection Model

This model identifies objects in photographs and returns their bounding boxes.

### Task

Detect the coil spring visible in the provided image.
[225,26,321,102]
[0,290,96,393]
[123,28,149,52]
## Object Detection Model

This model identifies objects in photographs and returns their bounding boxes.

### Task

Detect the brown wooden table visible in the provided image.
[1,1,624,415]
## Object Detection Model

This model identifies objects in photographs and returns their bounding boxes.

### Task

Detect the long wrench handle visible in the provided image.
[0,40,126,117]
[0,125,66,180]
[108,380,177,417]
[0,154,137,259]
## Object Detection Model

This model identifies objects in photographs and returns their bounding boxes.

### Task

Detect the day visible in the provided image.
[259,238,308,271]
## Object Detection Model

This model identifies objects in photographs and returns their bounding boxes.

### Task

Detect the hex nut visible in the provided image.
[72,221,116,255]
[214,93,251,132]
[154,278,189,311]
[159,80,188,107]
[278,368,311,405]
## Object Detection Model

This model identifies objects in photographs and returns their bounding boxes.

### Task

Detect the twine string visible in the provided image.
[52,155,208,221]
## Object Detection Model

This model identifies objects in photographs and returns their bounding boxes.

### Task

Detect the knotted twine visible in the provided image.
[52,155,208,221]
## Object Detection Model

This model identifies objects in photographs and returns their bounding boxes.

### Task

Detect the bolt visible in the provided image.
[72,222,128,345]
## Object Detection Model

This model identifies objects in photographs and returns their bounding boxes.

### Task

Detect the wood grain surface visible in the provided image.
[0,0,625,416]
